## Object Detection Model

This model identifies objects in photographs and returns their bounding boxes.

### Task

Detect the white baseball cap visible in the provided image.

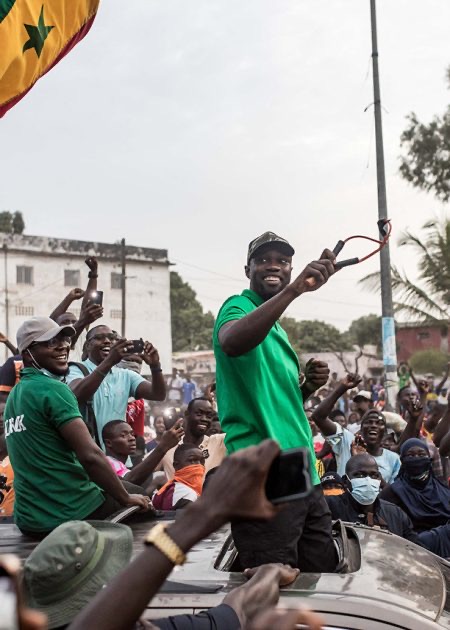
[353,390,372,402]
[17,317,76,353]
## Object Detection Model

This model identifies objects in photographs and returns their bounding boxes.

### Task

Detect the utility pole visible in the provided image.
[370,0,398,408]
[3,244,8,362]
[121,238,126,337]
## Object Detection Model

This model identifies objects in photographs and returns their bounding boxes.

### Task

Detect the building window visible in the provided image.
[64,269,80,287]
[418,331,430,340]
[16,266,33,285]
[110,309,122,319]
[111,272,122,290]
[15,305,34,316]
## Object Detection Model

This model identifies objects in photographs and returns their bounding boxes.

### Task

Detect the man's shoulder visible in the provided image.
[378,498,408,520]
[215,292,256,323]
[381,448,400,462]
[203,433,226,446]
[67,360,93,378]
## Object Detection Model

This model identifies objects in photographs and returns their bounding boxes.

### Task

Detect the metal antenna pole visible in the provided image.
[370,0,398,408]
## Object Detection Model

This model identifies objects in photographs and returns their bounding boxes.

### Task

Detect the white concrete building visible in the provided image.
[0,233,172,370]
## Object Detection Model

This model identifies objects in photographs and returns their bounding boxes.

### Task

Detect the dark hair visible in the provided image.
[360,411,386,428]
[186,397,211,414]
[397,385,412,400]
[329,409,345,420]
[173,442,201,467]
[86,325,110,342]
[102,420,129,441]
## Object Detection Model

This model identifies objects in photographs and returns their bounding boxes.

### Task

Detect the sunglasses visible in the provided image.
[89,333,117,342]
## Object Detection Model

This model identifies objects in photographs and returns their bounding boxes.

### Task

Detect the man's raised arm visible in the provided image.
[219,250,336,357]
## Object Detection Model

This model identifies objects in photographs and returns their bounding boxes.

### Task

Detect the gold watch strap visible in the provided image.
[144,522,186,565]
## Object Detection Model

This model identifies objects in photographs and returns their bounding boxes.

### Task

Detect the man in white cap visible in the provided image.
[4,317,150,537]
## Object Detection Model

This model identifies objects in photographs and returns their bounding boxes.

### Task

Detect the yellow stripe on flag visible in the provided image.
[0,0,99,114]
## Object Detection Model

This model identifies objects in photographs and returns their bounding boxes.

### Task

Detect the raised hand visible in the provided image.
[78,304,103,327]
[85,256,98,273]
[159,419,185,451]
[404,397,424,421]
[142,341,160,368]
[303,359,330,393]
[351,434,367,456]
[341,373,362,391]
[107,338,134,366]
[290,249,336,294]
[68,288,85,301]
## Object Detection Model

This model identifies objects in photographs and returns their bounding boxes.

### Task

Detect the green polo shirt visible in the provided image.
[213,289,319,485]
[4,368,104,533]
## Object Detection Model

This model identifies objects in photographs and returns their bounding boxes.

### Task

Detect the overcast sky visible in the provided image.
[1,0,449,331]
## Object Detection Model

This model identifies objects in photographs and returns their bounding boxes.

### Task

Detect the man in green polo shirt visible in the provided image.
[213,231,337,571]
[5,317,150,536]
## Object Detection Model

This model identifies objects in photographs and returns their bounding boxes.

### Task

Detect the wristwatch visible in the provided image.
[144,523,186,565]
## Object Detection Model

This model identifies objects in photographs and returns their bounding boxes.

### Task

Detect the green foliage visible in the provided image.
[409,349,448,376]
[280,317,353,354]
[0,211,25,234]
[360,217,450,322]
[347,314,382,350]
[399,110,450,202]
[170,271,215,352]
[399,65,450,202]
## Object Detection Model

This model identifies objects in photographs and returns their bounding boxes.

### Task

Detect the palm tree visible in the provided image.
[360,217,450,323]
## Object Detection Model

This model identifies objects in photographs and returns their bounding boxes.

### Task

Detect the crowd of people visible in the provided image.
[1,237,450,629]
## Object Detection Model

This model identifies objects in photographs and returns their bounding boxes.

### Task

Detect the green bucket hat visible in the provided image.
[23,520,133,629]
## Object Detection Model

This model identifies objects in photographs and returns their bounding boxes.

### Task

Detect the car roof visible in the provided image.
[2,516,449,627]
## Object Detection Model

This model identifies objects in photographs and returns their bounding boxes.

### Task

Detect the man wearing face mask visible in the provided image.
[4,317,150,537]
[326,453,450,557]
[325,454,417,539]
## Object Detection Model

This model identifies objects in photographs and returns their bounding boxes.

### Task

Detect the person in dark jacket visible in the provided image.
[380,438,450,532]
[326,453,450,557]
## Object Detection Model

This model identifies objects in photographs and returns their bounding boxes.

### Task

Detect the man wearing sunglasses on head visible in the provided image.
[66,325,166,450]
[4,317,151,538]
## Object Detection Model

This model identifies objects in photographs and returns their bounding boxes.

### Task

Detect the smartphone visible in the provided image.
[265,447,312,504]
[130,338,144,354]
[89,290,103,306]
[0,566,18,630]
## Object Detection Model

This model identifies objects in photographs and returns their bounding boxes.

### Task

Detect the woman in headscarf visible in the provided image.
[380,438,450,532]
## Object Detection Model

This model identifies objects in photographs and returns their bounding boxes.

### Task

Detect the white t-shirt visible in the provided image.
[173,482,198,506]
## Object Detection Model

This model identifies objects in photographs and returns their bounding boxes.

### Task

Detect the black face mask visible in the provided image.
[402,456,432,478]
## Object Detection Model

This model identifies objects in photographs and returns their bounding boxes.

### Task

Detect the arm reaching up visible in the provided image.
[312,373,362,437]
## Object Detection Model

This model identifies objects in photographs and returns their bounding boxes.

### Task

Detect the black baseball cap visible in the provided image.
[247,231,295,264]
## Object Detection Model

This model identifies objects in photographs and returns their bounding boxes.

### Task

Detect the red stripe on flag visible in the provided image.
[0,12,97,118]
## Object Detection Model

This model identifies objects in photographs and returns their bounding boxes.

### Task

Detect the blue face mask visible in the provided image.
[350,476,381,505]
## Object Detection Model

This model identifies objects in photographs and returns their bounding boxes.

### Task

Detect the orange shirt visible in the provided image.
[0,456,14,517]
[159,433,227,479]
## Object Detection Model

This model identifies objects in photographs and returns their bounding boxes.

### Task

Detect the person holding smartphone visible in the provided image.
[66,326,166,450]
[213,231,338,571]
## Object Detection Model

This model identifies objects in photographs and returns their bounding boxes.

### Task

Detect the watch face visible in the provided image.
[202,449,210,459]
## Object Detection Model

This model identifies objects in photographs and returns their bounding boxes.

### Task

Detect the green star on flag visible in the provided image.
[23,5,54,58]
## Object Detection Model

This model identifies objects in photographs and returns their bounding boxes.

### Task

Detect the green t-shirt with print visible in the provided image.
[213,289,319,485]
[4,368,104,532]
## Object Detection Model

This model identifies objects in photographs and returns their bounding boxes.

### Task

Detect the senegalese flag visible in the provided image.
[0,0,100,117]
